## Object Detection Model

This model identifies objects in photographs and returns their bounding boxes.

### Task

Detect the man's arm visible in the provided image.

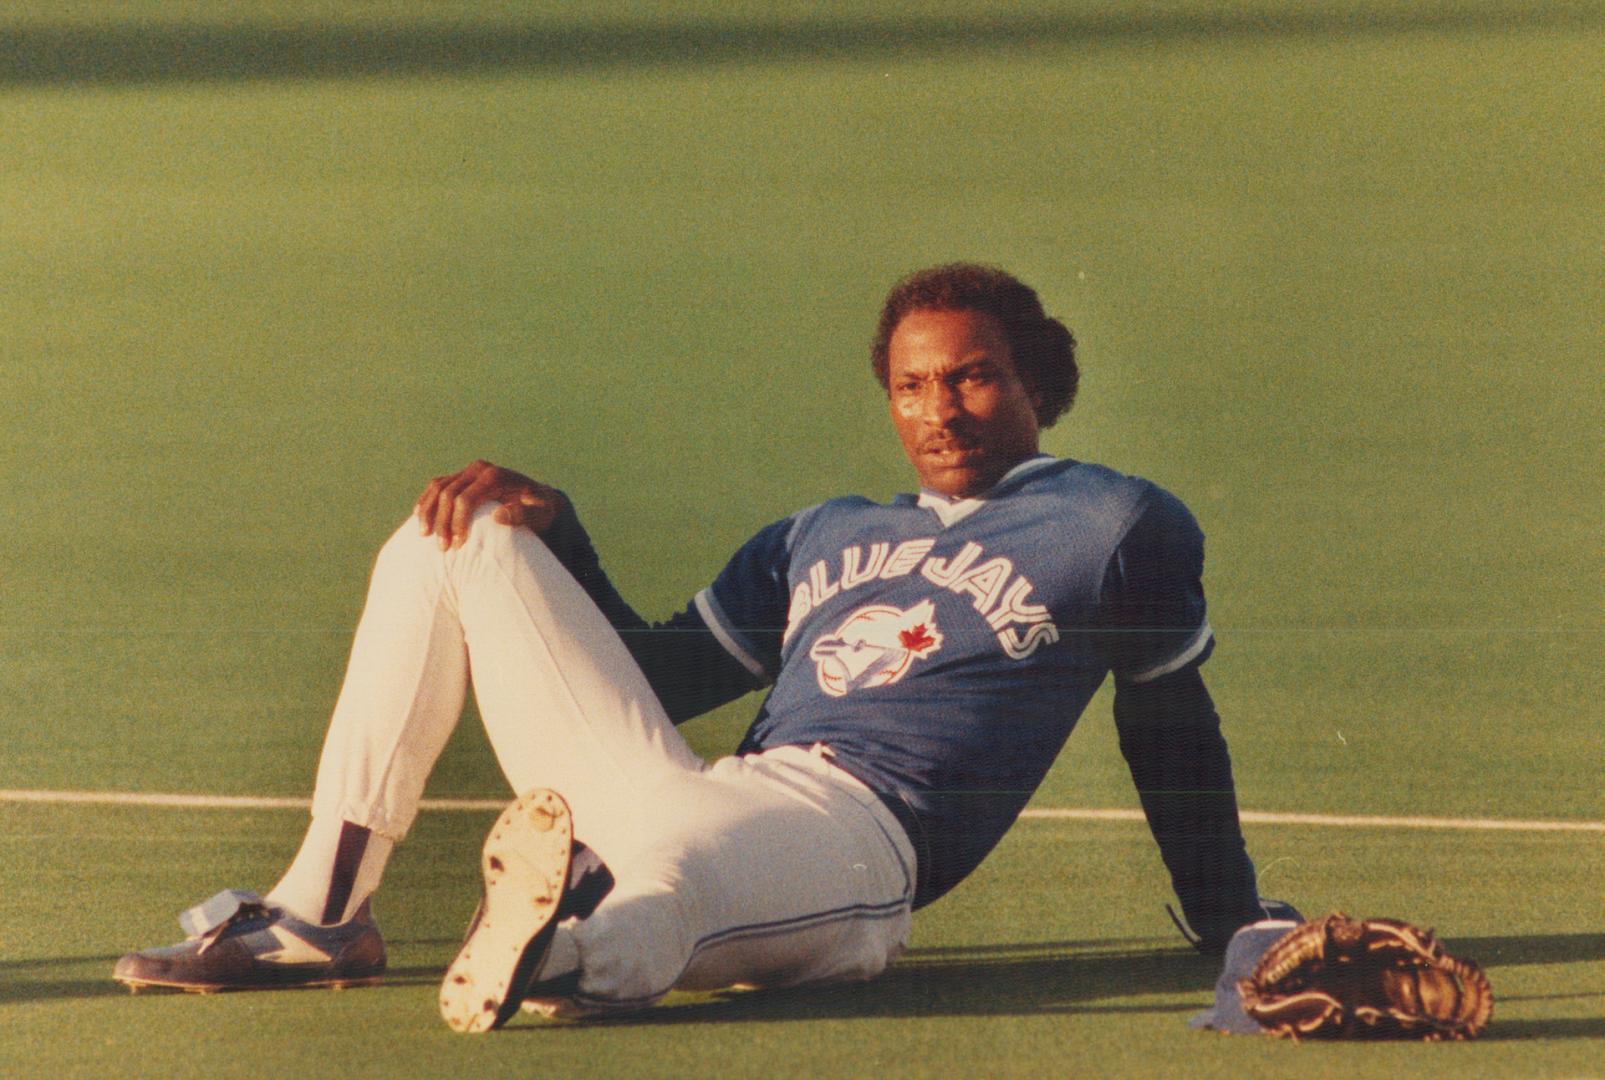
[1099,483,1264,951]
[539,494,768,723]
[1113,665,1262,952]
[413,460,766,723]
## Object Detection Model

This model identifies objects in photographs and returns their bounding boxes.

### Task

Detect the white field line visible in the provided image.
[0,789,504,812]
[1,788,1601,833]
[1019,807,1605,833]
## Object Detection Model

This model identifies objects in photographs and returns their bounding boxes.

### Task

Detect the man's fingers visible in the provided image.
[517,486,561,534]
[419,477,456,537]
[427,461,493,548]
[449,475,501,548]
[432,471,476,546]
[438,482,477,548]
[416,475,450,533]
[414,462,551,546]
[489,488,560,535]
[418,462,483,538]
[431,485,458,548]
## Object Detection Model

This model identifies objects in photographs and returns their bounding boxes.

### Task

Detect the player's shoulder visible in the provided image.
[794,493,883,521]
[735,494,886,556]
[1018,457,1162,513]
[1016,459,1201,546]
[789,491,892,529]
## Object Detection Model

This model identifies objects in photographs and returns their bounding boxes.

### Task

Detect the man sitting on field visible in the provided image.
[116,263,1292,1028]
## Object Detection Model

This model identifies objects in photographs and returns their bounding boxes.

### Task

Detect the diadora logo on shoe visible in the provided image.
[258,925,333,966]
[808,599,944,697]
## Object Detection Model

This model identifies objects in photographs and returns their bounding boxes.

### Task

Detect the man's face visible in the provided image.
[886,307,1041,498]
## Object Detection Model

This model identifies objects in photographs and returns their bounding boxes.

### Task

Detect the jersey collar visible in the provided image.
[915,454,1057,527]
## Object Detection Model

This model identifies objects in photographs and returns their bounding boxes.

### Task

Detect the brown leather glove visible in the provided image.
[1238,912,1493,1040]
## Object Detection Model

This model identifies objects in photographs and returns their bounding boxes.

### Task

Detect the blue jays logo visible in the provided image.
[808,599,944,697]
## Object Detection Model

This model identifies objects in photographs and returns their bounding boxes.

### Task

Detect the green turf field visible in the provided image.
[1,2,1600,1076]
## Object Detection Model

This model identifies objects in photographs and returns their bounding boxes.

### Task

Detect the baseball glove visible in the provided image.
[1238,912,1493,1040]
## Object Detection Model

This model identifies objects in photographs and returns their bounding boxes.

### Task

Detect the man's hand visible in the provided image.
[414,460,564,549]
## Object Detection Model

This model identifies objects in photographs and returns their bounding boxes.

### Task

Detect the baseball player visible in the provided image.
[116,264,1290,1028]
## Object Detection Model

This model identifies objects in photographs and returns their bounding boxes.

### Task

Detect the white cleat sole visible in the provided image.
[439,789,573,1033]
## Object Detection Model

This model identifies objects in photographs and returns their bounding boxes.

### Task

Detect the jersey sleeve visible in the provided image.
[1098,484,1214,683]
[1112,665,1262,950]
[692,515,794,683]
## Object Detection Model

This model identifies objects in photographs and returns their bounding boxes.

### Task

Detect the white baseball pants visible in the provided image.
[308,506,915,1010]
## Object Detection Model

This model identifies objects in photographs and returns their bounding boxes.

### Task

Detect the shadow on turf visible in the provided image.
[1480,1017,1605,1041]
[0,956,124,1005]
[0,962,449,1005]
[9,933,1604,1035]
[3,6,1602,88]
[1448,933,1605,969]
[518,940,1222,1027]
[473,931,1605,1032]
[0,941,1201,1012]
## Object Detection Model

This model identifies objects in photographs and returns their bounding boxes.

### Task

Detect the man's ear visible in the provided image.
[1025,381,1045,422]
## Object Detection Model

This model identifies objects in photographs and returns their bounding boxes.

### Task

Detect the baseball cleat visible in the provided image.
[439,788,574,1033]
[113,890,385,993]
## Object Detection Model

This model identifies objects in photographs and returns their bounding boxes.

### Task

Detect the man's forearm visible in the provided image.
[540,497,760,723]
[1113,665,1261,950]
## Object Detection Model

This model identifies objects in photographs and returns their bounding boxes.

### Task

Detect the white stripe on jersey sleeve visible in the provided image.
[693,588,770,682]
[1126,620,1213,684]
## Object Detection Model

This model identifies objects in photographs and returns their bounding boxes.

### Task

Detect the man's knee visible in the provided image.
[373,504,514,574]
[371,515,438,580]
[568,889,695,1007]
[464,501,517,547]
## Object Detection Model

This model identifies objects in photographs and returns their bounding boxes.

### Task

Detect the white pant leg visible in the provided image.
[308,519,471,839]
[545,746,916,1015]
[309,506,702,851]
[310,509,913,1008]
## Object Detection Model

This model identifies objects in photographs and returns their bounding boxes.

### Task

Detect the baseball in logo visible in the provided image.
[808,599,944,697]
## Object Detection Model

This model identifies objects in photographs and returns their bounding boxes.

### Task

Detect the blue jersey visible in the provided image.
[547,455,1241,915]
[691,455,1211,906]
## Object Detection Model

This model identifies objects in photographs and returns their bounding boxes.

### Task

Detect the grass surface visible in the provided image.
[1,2,1600,1076]
[4,803,1603,1079]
